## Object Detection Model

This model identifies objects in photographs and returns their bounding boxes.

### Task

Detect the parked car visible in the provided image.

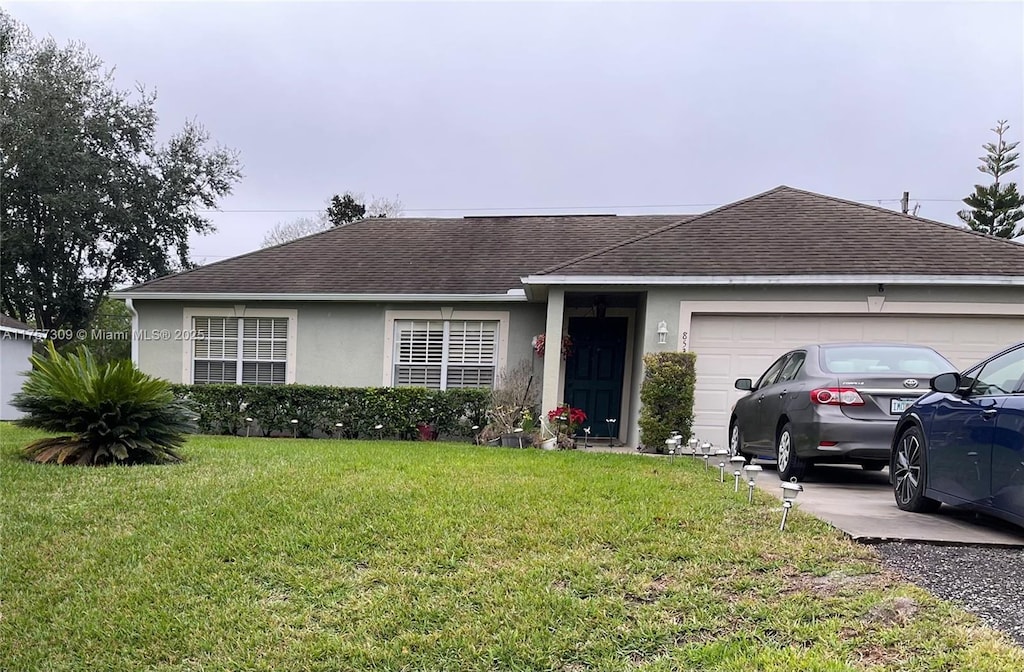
[730,343,955,481]
[891,340,1024,527]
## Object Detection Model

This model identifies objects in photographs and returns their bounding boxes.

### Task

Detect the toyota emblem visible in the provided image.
[903,379,919,389]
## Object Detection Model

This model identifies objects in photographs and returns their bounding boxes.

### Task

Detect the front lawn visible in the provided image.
[2,424,1021,671]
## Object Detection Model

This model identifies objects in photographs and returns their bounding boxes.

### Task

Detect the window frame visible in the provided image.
[755,354,792,390]
[963,344,1024,397]
[383,309,510,389]
[182,307,298,385]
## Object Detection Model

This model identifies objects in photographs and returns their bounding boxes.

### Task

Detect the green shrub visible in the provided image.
[638,352,696,452]
[169,384,488,440]
[13,343,195,465]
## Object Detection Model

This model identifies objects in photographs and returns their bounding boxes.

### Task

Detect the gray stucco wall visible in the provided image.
[1,335,32,420]
[134,299,547,386]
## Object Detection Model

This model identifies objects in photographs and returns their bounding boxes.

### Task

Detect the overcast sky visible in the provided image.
[7,1,1024,263]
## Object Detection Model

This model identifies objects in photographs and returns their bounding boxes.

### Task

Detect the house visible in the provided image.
[1,314,40,420]
[112,186,1024,448]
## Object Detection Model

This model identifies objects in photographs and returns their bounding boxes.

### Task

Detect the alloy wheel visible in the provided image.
[894,432,922,505]
[730,425,740,456]
[777,431,791,471]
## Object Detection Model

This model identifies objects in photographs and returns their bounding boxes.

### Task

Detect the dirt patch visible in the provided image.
[784,569,889,597]
[865,596,919,626]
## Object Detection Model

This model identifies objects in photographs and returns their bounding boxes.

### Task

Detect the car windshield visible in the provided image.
[820,346,951,375]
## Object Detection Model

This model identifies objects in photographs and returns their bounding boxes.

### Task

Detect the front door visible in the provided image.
[564,317,627,438]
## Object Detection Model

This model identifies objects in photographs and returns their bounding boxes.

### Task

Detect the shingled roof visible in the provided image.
[536,186,1024,278]
[0,314,34,332]
[119,215,689,295]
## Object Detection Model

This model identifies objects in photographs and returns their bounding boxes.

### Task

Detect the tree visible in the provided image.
[0,10,242,340]
[73,297,132,365]
[957,120,1024,239]
[261,214,331,248]
[260,191,404,248]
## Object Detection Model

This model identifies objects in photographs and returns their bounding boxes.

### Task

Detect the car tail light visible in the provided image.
[810,387,865,406]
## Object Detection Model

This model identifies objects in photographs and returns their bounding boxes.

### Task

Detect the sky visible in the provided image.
[6,0,1024,263]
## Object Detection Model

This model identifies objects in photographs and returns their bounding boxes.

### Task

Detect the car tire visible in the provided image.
[892,425,941,513]
[861,460,887,472]
[729,421,747,458]
[776,422,807,482]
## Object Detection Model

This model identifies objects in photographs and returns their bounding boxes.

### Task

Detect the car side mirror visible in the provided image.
[930,371,961,394]
[734,378,753,391]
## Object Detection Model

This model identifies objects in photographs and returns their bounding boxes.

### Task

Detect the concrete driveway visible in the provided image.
[755,464,1024,547]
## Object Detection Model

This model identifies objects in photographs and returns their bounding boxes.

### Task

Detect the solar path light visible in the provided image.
[743,464,763,503]
[730,456,747,492]
[715,449,730,482]
[779,479,804,531]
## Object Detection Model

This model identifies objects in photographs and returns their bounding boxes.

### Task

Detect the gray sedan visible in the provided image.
[729,343,955,481]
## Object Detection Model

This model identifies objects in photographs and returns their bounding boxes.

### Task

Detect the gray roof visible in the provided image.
[538,186,1024,277]
[121,215,689,295]
[120,186,1024,297]
[0,314,34,332]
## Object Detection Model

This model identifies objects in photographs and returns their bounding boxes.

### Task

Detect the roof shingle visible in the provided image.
[122,215,689,294]
[538,186,1024,277]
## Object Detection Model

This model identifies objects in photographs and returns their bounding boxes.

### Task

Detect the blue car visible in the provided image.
[891,341,1024,527]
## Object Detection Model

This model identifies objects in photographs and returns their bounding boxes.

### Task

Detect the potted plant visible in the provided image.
[546,403,587,450]
[482,359,540,448]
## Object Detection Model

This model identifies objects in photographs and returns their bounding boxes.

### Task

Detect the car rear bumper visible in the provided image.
[794,416,897,461]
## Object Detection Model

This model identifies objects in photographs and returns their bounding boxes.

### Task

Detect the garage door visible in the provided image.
[689,314,1024,450]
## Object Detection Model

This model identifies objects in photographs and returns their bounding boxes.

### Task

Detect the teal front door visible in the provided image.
[565,317,627,437]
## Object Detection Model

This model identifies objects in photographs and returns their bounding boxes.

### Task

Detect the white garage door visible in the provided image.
[689,314,1024,449]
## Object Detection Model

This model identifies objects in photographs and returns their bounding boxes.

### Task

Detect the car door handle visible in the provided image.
[981,409,998,419]
[967,451,979,457]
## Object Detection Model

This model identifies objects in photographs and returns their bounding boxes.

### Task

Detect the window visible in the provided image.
[778,351,806,383]
[193,316,288,385]
[967,345,1024,396]
[755,355,790,389]
[820,345,951,375]
[393,319,498,390]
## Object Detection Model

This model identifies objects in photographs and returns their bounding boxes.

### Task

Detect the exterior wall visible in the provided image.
[134,299,547,386]
[643,284,1024,356]
[1,335,33,420]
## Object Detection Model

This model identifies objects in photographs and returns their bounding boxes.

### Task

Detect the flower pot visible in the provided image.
[540,437,557,450]
[501,433,526,448]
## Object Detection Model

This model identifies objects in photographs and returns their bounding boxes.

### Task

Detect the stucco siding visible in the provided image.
[1,336,33,420]
[134,299,547,386]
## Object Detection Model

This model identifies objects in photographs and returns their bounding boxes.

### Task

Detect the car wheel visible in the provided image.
[729,421,746,458]
[776,422,807,481]
[861,460,887,472]
[892,426,941,513]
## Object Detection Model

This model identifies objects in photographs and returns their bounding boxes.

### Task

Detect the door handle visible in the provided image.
[967,451,979,457]
[981,409,998,419]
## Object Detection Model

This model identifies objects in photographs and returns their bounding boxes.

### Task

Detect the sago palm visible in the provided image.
[13,343,195,465]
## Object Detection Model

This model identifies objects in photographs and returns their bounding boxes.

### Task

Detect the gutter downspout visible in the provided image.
[125,298,139,366]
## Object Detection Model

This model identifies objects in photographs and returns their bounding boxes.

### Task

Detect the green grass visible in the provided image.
[1,423,1021,671]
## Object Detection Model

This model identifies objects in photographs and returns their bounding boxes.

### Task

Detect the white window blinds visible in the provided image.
[193,316,288,385]
[394,319,498,390]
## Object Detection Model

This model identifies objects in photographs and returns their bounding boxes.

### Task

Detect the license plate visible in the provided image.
[890,398,914,415]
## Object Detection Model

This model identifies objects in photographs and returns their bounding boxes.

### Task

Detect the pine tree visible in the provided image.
[957,120,1024,239]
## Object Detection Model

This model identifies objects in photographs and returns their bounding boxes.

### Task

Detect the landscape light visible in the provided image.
[715,449,730,482]
[743,464,763,503]
[779,480,804,531]
[729,456,747,492]
[245,417,254,437]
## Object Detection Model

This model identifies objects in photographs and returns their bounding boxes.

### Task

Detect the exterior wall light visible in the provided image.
[779,480,804,531]
[743,464,763,503]
[729,456,747,492]
[656,321,668,345]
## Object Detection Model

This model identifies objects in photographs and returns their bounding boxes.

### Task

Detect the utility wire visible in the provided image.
[197,198,962,214]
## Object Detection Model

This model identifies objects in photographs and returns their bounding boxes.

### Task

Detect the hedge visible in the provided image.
[638,352,696,452]
[169,384,489,440]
